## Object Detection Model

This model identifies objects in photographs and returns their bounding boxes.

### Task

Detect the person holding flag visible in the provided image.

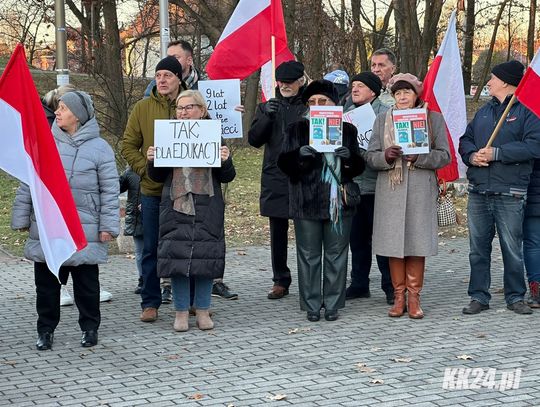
[12,90,119,350]
[459,60,540,315]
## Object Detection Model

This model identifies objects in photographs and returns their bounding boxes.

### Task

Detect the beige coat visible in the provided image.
[366,110,451,258]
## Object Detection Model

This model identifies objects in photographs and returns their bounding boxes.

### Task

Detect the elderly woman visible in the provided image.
[366,73,451,319]
[278,79,365,322]
[146,89,235,332]
[12,90,119,350]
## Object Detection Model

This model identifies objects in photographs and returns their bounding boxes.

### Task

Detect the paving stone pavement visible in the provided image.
[0,237,539,407]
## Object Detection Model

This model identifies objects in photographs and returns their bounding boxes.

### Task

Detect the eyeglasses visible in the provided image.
[176,104,201,112]
[307,97,330,106]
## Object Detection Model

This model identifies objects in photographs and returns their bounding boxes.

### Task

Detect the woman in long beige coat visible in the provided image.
[366,73,451,319]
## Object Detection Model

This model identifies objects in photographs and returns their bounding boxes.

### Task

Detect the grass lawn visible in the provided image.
[0,172,25,257]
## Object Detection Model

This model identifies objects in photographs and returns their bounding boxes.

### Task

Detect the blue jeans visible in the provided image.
[133,235,144,277]
[524,216,540,283]
[171,276,213,311]
[467,193,526,305]
[140,194,161,309]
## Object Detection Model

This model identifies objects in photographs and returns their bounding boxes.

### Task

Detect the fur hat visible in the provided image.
[492,60,524,87]
[155,55,183,78]
[350,72,383,97]
[59,91,94,125]
[275,61,305,82]
[301,79,340,105]
[388,73,423,95]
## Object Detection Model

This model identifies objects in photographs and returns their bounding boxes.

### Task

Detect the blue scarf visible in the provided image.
[321,154,343,234]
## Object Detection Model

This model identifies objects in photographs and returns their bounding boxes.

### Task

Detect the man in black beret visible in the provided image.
[248,60,307,299]
[340,72,394,304]
[460,60,540,316]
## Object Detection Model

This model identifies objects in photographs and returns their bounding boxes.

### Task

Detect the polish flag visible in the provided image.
[260,47,295,101]
[515,49,540,119]
[421,11,467,181]
[0,44,86,277]
[206,0,291,82]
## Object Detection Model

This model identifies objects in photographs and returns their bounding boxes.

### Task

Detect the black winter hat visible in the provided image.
[301,79,340,105]
[491,60,524,87]
[155,55,183,78]
[350,72,383,97]
[275,61,305,82]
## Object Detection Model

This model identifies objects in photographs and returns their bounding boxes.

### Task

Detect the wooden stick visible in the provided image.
[485,93,517,148]
[271,35,276,99]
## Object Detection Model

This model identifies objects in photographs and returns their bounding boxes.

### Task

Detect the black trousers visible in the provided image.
[349,194,392,294]
[34,262,100,334]
[269,217,292,288]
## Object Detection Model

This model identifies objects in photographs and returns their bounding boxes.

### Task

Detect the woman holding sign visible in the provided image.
[146,90,235,332]
[366,73,450,319]
[278,79,365,322]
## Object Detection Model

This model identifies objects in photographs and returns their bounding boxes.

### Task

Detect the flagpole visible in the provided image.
[271,35,276,98]
[485,94,517,148]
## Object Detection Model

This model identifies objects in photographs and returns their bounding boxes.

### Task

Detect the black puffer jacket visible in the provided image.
[147,157,236,279]
[248,88,307,218]
[526,159,540,217]
[278,120,365,220]
[119,168,143,237]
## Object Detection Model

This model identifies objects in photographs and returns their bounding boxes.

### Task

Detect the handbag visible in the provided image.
[437,179,456,227]
[324,156,362,207]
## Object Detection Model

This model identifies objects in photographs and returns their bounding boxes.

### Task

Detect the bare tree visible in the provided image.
[463,0,476,95]
[473,0,511,103]
[527,0,537,62]
[393,0,444,77]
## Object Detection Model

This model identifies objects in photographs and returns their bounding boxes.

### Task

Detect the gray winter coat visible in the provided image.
[367,110,450,258]
[11,117,120,265]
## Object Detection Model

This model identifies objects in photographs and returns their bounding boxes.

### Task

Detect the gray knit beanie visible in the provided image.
[59,91,94,125]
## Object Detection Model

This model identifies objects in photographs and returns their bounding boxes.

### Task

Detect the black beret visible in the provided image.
[275,61,305,82]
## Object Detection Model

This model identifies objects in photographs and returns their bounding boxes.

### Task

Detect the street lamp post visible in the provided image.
[55,0,69,85]
[159,0,170,58]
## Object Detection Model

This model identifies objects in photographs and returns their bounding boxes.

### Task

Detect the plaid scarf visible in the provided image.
[170,167,214,215]
[183,68,199,90]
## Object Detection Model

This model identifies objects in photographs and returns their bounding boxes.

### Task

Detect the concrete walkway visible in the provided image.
[0,237,538,406]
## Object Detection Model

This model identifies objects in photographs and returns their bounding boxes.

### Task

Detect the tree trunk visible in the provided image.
[351,0,368,71]
[527,0,537,62]
[473,0,510,103]
[463,0,475,95]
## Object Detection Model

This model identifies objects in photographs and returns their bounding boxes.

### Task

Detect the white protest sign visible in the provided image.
[343,103,377,150]
[199,79,243,139]
[153,119,222,167]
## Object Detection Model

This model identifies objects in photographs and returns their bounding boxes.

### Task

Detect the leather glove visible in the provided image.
[299,145,318,158]
[264,98,281,117]
[334,146,350,159]
[384,145,402,164]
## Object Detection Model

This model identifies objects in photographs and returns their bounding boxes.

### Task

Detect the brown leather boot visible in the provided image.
[388,258,406,317]
[406,257,425,319]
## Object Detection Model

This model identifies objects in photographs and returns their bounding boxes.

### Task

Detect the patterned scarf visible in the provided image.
[183,67,199,90]
[383,108,403,190]
[321,154,343,234]
[170,167,214,215]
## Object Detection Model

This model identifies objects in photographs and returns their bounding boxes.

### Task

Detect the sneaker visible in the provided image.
[100,289,113,303]
[60,286,74,306]
[462,300,489,315]
[507,301,533,314]
[345,285,371,300]
[212,282,238,300]
[161,286,172,304]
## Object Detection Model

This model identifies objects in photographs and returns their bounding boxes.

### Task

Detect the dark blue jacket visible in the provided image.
[459,96,540,195]
[526,159,540,217]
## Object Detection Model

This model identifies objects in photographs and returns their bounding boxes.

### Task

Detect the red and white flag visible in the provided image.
[421,11,467,181]
[0,44,86,277]
[206,0,294,99]
[515,49,540,118]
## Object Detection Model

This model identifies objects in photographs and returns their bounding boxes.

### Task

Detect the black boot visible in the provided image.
[81,330,98,347]
[36,331,54,350]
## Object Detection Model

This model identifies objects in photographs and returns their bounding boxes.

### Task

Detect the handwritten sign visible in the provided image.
[153,119,222,167]
[199,79,243,139]
[343,104,376,150]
